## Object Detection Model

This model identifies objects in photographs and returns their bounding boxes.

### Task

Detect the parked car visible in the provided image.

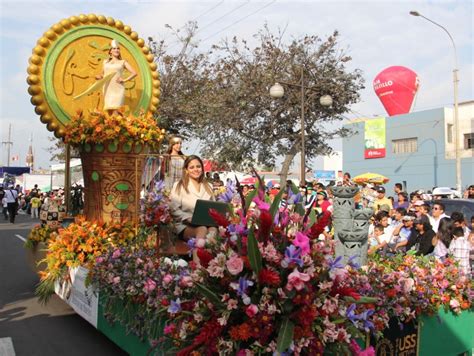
[425,199,474,226]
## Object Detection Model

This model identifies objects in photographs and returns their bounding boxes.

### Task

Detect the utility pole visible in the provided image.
[2,124,13,167]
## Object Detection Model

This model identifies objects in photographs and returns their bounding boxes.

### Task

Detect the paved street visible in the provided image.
[0,214,126,356]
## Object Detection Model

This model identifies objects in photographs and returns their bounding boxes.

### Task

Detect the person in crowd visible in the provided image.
[464,184,474,199]
[451,211,471,238]
[2,194,8,220]
[163,136,186,190]
[303,185,317,210]
[432,217,454,260]
[241,185,250,197]
[406,216,435,256]
[390,214,416,252]
[342,172,354,186]
[4,185,18,223]
[170,155,216,245]
[449,227,472,276]
[314,190,331,214]
[212,172,224,191]
[368,210,392,250]
[393,183,403,202]
[393,192,409,209]
[95,39,137,114]
[373,186,393,213]
[368,225,387,254]
[30,193,42,219]
[430,201,448,233]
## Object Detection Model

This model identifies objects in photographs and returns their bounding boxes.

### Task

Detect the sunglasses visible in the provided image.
[433,207,440,210]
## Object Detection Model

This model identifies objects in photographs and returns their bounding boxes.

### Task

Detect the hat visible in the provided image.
[376,186,385,193]
[317,191,327,199]
[110,39,120,48]
[274,183,280,188]
[402,215,415,221]
[413,200,424,206]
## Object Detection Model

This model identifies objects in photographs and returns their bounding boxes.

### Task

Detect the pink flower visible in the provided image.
[227,299,238,310]
[143,278,156,294]
[350,339,375,356]
[112,276,120,284]
[163,323,176,335]
[398,277,415,293]
[286,269,310,291]
[226,254,244,275]
[112,249,121,259]
[163,274,173,285]
[245,304,258,318]
[179,276,193,287]
[293,232,310,256]
[450,299,460,311]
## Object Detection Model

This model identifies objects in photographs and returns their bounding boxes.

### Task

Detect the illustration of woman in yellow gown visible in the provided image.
[95,39,137,114]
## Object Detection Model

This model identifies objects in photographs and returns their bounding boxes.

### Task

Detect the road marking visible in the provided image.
[0,337,16,356]
[14,234,26,243]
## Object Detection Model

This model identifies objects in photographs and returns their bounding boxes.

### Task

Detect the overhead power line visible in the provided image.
[195,1,251,35]
[200,0,277,43]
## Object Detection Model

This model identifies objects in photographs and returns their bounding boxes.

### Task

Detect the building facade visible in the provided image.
[342,101,473,192]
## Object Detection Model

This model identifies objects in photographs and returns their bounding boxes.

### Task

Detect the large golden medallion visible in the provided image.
[27,14,160,138]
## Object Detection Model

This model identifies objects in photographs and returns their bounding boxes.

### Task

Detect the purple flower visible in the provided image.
[231,277,254,297]
[187,238,196,252]
[167,298,181,314]
[218,181,236,203]
[283,245,303,267]
[326,256,344,270]
[347,255,361,269]
[346,303,375,331]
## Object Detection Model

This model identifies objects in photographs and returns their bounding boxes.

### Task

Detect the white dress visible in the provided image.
[103,59,125,110]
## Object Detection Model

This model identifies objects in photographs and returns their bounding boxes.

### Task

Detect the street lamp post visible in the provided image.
[269,69,333,185]
[410,10,461,192]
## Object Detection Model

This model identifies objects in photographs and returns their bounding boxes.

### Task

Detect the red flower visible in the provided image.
[196,248,213,268]
[308,210,331,239]
[258,268,281,286]
[258,210,273,241]
[386,288,397,298]
[209,208,229,227]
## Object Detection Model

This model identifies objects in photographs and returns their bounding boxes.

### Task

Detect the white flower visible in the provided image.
[163,257,173,266]
[176,259,188,268]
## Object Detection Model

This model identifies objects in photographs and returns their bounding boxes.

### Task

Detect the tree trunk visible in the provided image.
[279,145,299,187]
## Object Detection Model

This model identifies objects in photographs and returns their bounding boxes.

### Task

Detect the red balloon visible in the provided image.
[373,66,419,116]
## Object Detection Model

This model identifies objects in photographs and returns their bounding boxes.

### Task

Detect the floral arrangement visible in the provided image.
[140,180,173,227]
[90,180,472,355]
[25,224,55,249]
[36,216,139,303]
[63,109,165,149]
[365,253,472,317]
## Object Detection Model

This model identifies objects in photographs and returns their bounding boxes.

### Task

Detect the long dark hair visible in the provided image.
[175,155,213,195]
[437,217,454,248]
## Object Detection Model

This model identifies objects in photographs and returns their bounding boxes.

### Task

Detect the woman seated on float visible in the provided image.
[169,155,216,246]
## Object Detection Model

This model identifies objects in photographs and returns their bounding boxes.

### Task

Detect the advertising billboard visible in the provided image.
[364,117,386,159]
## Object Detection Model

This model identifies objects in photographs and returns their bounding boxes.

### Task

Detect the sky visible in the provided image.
[0,0,473,171]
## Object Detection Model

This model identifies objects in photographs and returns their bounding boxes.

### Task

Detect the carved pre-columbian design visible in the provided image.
[331,186,373,265]
[80,143,147,222]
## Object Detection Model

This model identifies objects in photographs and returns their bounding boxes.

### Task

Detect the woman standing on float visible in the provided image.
[96,39,137,114]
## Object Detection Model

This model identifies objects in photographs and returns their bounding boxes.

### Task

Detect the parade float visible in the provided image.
[26,14,473,356]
